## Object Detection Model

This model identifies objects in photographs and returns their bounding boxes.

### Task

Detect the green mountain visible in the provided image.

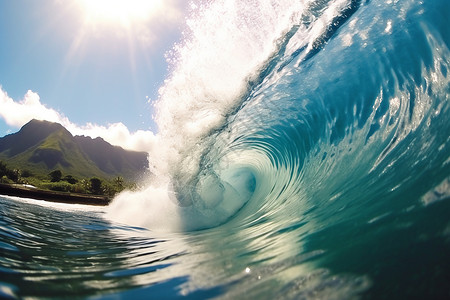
[0,119,148,180]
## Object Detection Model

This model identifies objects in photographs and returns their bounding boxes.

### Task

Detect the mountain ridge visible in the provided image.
[0,119,148,180]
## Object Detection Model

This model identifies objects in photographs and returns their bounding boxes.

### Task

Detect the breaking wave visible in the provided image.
[107,0,450,232]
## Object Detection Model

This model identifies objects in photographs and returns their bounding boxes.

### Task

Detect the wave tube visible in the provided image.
[107,0,450,232]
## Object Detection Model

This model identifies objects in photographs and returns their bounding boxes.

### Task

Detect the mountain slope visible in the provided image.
[0,120,64,157]
[74,135,147,178]
[0,119,148,180]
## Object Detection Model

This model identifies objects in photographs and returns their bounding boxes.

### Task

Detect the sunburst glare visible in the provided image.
[80,0,163,27]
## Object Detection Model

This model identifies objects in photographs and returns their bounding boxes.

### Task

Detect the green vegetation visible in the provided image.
[0,120,148,201]
[0,160,136,198]
[49,170,62,182]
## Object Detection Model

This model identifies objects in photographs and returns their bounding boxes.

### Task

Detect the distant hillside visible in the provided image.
[0,119,148,180]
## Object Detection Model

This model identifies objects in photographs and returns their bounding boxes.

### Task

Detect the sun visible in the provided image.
[80,0,162,27]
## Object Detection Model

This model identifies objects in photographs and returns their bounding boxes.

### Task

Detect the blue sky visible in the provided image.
[0,0,188,150]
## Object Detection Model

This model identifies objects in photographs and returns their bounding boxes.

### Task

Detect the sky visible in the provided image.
[0,0,189,152]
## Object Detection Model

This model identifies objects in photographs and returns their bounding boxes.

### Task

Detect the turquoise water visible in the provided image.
[2,0,450,298]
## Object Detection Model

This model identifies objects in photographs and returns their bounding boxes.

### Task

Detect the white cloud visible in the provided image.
[0,88,67,127]
[0,87,156,153]
[67,122,158,153]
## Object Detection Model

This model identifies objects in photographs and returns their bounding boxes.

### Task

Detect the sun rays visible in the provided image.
[80,0,163,28]
[62,0,178,88]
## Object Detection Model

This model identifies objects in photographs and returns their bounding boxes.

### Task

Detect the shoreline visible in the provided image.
[0,183,111,206]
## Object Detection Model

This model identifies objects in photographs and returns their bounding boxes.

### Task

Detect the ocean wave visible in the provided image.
[107,0,450,232]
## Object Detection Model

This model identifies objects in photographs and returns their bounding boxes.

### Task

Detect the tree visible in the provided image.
[80,179,90,191]
[89,177,103,195]
[114,176,124,191]
[21,169,33,178]
[6,169,20,183]
[0,161,7,177]
[63,175,78,184]
[49,170,62,182]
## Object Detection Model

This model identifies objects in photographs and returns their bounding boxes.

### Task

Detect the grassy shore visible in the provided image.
[0,183,111,206]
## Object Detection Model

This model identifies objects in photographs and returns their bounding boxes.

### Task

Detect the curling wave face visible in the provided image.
[107,0,450,232]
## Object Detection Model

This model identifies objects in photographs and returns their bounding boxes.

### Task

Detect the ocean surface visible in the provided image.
[1,0,450,298]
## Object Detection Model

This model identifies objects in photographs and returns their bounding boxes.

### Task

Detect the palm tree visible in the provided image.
[114,176,124,191]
